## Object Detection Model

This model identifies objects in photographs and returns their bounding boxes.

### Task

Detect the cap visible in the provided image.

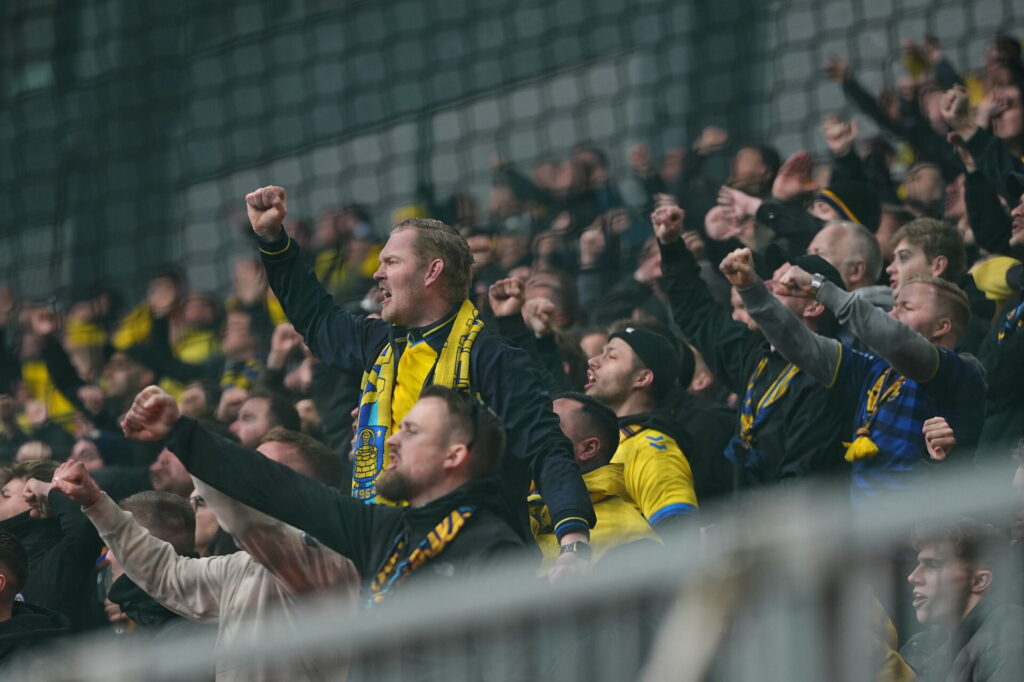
[608,327,681,399]
[816,179,882,232]
[790,254,847,292]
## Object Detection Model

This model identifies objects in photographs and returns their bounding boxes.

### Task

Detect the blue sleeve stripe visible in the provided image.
[649,503,697,525]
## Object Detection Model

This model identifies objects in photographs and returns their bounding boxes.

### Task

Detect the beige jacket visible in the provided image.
[86,482,359,681]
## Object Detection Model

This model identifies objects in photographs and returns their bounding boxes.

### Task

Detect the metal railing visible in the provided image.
[17,459,1024,681]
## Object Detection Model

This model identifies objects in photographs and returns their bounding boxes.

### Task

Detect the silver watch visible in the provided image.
[808,272,826,298]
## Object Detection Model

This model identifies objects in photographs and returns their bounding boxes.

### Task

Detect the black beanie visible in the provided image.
[789,254,847,292]
[608,327,681,399]
[817,179,882,232]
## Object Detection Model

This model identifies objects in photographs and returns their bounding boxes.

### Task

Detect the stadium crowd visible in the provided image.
[1,31,1024,680]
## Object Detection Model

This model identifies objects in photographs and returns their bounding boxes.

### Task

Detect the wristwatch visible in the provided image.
[808,272,826,298]
[559,541,592,560]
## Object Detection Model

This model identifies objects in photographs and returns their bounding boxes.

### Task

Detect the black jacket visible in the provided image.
[659,239,851,491]
[0,601,71,668]
[900,599,1024,681]
[257,232,594,540]
[166,416,528,595]
[0,493,103,632]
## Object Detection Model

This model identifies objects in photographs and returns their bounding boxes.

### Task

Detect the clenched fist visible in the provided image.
[52,460,103,508]
[939,85,975,139]
[245,186,288,242]
[120,386,181,442]
[488,279,525,318]
[651,205,685,244]
[718,248,758,290]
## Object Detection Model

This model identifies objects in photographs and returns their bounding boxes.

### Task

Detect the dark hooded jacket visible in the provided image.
[165,416,528,599]
[0,601,71,669]
[0,492,103,631]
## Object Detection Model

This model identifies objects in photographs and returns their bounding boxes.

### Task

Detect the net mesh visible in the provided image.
[2,0,1022,302]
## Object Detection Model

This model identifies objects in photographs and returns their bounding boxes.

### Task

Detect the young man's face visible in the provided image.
[585,338,642,408]
[374,228,427,325]
[378,397,454,502]
[0,478,31,521]
[231,397,273,448]
[992,85,1024,142]
[730,287,759,331]
[189,492,220,556]
[886,239,942,291]
[908,541,972,627]
[889,281,945,341]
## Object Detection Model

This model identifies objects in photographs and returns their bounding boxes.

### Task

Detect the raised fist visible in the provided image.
[693,126,729,156]
[523,297,556,338]
[822,114,859,157]
[578,227,606,268]
[22,478,53,518]
[488,279,525,318]
[651,205,685,244]
[267,323,304,370]
[939,85,974,137]
[718,248,758,289]
[52,459,103,508]
[776,264,815,297]
[120,386,181,442]
[245,186,288,242]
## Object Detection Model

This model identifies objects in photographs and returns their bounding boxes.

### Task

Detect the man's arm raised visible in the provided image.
[778,269,940,383]
[121,386,384,572]
[53,460,234,622]
[243,186,388,373]
[723,249,842,387]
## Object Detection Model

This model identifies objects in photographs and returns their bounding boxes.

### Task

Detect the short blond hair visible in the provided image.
[393,218,473,304]
[903,274,970,338]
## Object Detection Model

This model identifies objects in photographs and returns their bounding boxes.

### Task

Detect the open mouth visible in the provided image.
[583,370,596,391]
[912,594,926,608]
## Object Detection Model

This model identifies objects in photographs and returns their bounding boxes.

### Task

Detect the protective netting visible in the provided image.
[1,0,1022,302]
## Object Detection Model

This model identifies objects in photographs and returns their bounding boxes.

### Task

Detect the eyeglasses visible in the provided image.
[189,495,206,509]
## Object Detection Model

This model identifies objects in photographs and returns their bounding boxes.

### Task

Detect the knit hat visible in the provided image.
[789,254,847,292]
[816,179,882,231]
[608,327,681,399]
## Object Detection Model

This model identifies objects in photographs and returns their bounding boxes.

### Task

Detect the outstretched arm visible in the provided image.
[811,281,939,384]
[193,478,360,595]
[121,386,390,574]
[245,186,389,372]
[722,249,843,387]
[656,205,758,393]
[52,460,233,622]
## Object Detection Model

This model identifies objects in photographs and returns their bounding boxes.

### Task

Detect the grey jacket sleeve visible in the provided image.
[817,283,939,383]
[738,281,842,386]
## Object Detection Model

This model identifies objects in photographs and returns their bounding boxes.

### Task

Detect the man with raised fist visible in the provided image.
[721,246,985,503]
[242,186,593,573]
[655,203,850,492]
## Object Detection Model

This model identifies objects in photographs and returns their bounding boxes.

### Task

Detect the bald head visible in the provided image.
[807,221,882,291]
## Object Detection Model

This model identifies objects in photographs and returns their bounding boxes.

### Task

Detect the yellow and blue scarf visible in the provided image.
[352,300,484,502]
[723,356,801,468]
